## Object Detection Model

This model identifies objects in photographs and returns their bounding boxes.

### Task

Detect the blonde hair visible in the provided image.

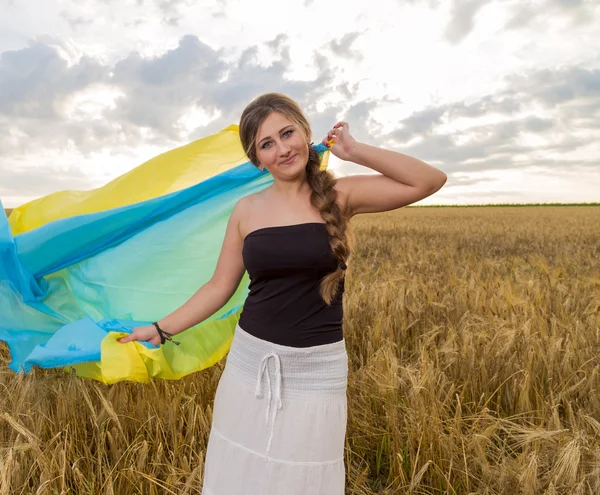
[239,93,351,305]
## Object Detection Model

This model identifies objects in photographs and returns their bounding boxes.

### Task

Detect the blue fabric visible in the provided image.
[0,144,329,377]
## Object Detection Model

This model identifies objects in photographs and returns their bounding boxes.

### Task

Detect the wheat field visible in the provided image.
[1,206,599,494]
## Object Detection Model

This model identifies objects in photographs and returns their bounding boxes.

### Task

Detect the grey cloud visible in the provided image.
[194,49,336,135]
[340,94,403,145]
[114,35,226,86]
[449,96,521,119]
[59,11,94,30]
[0,41,107,119]
[506,0,596,29]
[436,189,529,200]
[162,16,180,27]
[154,0,194,26]
[505,66,600,107]
[0,165,98,197]
[387,92,536,149]
[380,64,598,174]
[562,99,600,126]
[0,33,370,202]
[389,105,449,142]
[328,32,362,61]
[266,34,289,55]
[0,32,352,157]
[400,0,442,8]
[442,0,592,45]
[523,116,553,132]
[155,0,181,16]
[309,105,344,144]
[341,100,383,142]
[2,31,598,203]
[444,174,497,187]
[107,35,228,137]
[336,82,355,101]
[394,117,579,172]
[444,0,487,44]
[505,5,538,30]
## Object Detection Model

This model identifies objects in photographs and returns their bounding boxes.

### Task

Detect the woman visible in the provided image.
[119,93,447,494]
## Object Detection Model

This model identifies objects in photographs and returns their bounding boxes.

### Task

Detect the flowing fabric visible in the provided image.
[0,125,330,383]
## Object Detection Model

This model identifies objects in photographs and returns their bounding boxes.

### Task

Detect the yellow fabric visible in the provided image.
[320,139,335,171]
[6,122,331,384]
[69,309,241,384]
[9,125,248,235]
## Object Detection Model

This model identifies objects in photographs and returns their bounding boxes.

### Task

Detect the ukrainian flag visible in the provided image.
[0,125,330,384]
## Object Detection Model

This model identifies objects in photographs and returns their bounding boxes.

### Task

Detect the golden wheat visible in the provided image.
[1,206,599,494]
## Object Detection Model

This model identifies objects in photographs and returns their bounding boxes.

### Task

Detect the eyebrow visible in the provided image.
[257,125,294,146]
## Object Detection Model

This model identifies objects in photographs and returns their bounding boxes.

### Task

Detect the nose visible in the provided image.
[277,141,291,156]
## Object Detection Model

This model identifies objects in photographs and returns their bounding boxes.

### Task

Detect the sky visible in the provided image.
[0,0,599,207]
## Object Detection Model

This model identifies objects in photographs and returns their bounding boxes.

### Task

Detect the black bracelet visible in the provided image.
[152,322,180,345]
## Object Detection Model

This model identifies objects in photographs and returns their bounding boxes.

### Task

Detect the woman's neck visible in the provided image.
[269,178,311,201]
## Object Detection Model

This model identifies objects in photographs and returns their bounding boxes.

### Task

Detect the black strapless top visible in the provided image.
[238,222,344,347]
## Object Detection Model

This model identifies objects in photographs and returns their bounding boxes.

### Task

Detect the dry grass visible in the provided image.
[1,206,599,494]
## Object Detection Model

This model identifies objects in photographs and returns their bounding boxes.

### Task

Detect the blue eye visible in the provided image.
[260,129,293,149]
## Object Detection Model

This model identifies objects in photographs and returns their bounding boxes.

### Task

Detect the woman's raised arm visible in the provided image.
[324,122,447,216]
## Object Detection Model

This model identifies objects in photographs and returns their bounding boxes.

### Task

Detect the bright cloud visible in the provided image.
[0,0,599,207]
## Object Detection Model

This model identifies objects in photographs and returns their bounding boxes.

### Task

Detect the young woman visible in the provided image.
[120,93,447,494]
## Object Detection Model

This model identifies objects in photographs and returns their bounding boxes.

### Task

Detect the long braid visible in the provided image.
[305,147,351,305]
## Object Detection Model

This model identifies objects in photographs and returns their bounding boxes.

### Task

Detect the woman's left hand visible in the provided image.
[321,122,358,162]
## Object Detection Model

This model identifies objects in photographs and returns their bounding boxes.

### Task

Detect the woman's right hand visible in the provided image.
[118,325,161,346]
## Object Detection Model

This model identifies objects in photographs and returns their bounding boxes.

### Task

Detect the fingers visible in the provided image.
[322,122,350,147]
[118,333,137,343]
[325,129,338,142]
[325,122,349,139]
[322,133,334,147]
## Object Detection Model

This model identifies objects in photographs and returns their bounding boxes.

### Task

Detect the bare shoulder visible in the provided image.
[232,195,252,225]
[235,191,267,239]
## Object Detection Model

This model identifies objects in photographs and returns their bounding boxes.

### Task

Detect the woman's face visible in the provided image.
[255,112,309,181]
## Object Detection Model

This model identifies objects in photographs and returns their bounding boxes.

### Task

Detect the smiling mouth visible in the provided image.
[281,154,297,165]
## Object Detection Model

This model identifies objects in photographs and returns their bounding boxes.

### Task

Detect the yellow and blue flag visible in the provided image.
[0,124,330,383]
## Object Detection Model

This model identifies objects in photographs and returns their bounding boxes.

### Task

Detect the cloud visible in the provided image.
[0,33,378,203]
[389,113,586,174]
[505,66,600,106]
[0,164,98,197]
[107,35,228,137]
[337,64,600,177]
[441,0,595,45]
[400,0,442,8]
[506,0,596,29]
[0,34,347,157]
[328,32,363,61]
[0,39,107,119]
[2,36,597,177]
[449,96,521,119]
[59,11,94,31]
[388,105,449,142]
[444,0,487,44]
[1,4,599,208]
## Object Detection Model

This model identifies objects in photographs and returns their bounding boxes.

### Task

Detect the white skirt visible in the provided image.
[202,323,348,495]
